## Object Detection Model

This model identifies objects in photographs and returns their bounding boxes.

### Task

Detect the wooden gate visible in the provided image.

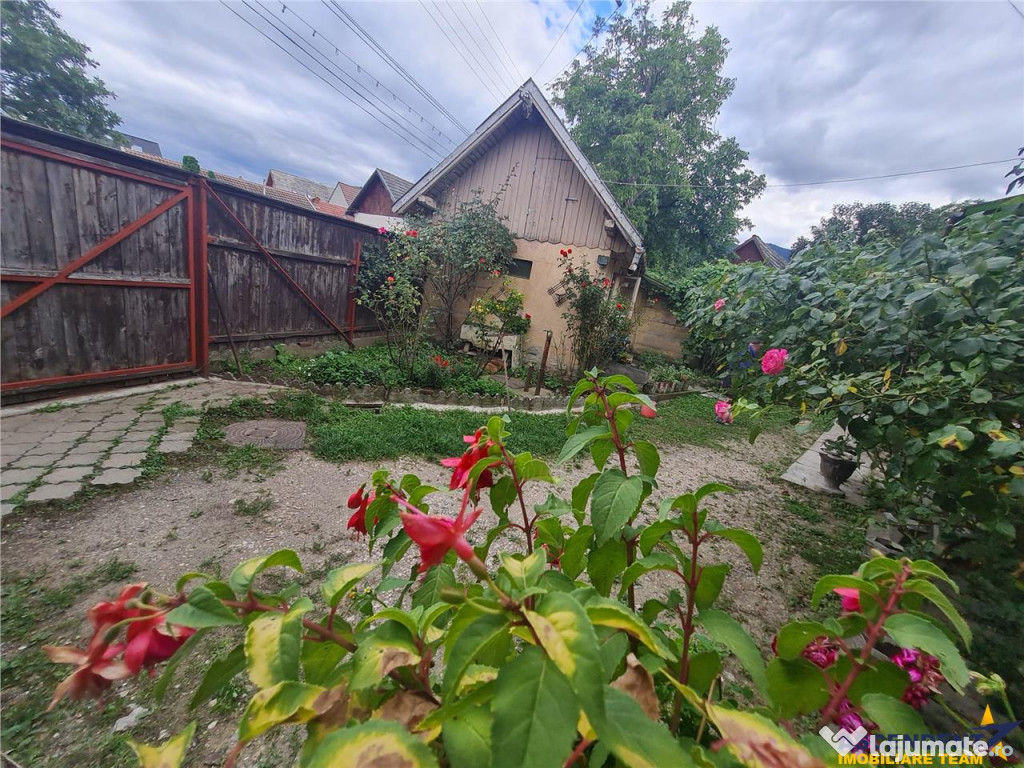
[1,140,201,392]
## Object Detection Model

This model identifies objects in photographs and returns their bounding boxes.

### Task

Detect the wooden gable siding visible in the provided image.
[434,113,616,250]
[353,176,396,216]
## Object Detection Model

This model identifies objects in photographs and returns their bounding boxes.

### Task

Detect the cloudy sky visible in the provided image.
[51,0,1024,248]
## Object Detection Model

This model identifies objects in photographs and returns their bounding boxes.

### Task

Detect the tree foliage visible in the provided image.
[789,200,974,254]
[1,0,122,142]
[552,0,765,272]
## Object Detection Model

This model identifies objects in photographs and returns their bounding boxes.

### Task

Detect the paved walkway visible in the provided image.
[780,423,870,505]
[1,378,284,516]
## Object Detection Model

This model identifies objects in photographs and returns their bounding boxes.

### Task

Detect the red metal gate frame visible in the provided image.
[0,140,202,391]
[202,179,356,348]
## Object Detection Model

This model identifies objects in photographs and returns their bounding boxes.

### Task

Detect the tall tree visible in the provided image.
[552,1,764,272]
[1,0,122,142]
[790,200,975,253]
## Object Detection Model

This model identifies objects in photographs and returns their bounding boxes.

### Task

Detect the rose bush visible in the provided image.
[45,372,1002,768]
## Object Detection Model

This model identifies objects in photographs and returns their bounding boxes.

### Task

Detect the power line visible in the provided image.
[545,0,627,87]
[220,1,441,162]
[598,158,1018,190]
[435,3,510,97]
[419,0,503,103]
[452,3,520,92]
[251,0,449,157]
[277,2,461,146]
[324,1,471,135]
[531,0,585,79]
[1007,0,1024,21]
[476,2,525,83]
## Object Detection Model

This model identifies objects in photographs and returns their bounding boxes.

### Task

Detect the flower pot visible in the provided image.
[818,451,858,489]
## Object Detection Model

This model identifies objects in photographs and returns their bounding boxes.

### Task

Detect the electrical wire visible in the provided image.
[450,2,519,91]
[476,1,526,83]
[544,0,627,87]
[252,0,450,156]
[418,0,504,103]
[325,1,471,135]
[598,158,1018,190]
[277,2,462,145]
[434,3,510,97]
[220,1,442,161]
[531,0,585,79]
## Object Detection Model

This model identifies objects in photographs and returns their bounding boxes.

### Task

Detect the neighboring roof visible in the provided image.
[735,235,787,269]
[119,133,162,157]
[346,168,414,213]
[767,243,791,262]
[330,181,363,207]
[267,169,334,201]
[394,79,643,253]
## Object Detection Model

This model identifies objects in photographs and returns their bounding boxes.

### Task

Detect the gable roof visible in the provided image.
[394,79,643,253]
[735,234,787,269]
[346,168,414,212]
[330,181,363,207]
[267,169,334,201]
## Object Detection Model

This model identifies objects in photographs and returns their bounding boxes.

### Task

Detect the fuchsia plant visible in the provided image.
[42,372,987,768]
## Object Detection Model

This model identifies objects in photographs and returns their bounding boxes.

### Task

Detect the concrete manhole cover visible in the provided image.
[224,420,306,450]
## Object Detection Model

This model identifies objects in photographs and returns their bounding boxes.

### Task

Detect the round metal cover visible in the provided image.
[223,420,306,450]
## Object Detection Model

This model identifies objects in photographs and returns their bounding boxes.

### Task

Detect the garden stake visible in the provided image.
[535,330,552,395]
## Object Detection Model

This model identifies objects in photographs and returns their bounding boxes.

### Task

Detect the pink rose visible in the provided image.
[378,226,388,235]
[761,347,788,375]
[714,400,733,423]
[714,298,726,312]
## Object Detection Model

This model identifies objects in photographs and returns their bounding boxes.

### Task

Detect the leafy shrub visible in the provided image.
[558,251,637,373]
[40,373,1013,768]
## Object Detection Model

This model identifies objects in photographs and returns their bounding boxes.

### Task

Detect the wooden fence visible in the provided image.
[0,117,381,398]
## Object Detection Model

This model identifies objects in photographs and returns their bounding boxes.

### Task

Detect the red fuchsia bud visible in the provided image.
[833,587,861,613]
[347,486,365,509]
[640,404,657,419]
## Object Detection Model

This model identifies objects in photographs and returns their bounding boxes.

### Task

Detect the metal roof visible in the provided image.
[394,79,643,253]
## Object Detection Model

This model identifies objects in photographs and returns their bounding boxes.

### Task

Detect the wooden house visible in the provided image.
[394,79,646,370]
[346,168,413,230]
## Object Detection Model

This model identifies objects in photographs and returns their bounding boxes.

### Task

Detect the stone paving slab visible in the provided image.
[91,468,143,485]
[1,483,27,501]
[26,482,80,502]
[780,424,870,505]
[42,466,93,483]
[101,452,147,469]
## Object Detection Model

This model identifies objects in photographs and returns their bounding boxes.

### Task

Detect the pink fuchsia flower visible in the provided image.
[761,347,789,375]
[123,616,195,676]
[440,429,497,492]
[714,400,733,424]
[640,404,657,419]
[834,587,861,613]
[401,507,483,573]
[43,638,132,710]
[891,647,944,709]
[836,698,870,734]
[801,636,840,669]
[714,298,726,312]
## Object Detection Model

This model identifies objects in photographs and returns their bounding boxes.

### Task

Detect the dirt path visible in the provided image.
[0,430,855,767]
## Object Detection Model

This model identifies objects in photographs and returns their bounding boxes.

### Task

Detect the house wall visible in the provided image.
[353,176,396,216]
[632,290,685,359]
[734,240,762,263]
[432,112,626,252]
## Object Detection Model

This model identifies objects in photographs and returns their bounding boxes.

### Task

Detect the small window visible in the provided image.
[507,258,533,279]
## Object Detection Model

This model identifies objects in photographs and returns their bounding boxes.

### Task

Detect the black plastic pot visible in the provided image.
[818,451,858,489]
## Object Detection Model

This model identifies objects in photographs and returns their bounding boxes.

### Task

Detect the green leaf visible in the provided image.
[586,597,674,659]
[228,549,303,597]
[596,628,630,683]
[590,437,615,470]
[321,563,379,609]
[190,643,245,709]
[590,470,644,545]
[970,387,992,403]
[847,660,910,704]
[597,686,694,768]
[707,529,763,574]
[765,658,829,718]
[637,520,680,555]
[154,629,208,703]
[620,553,677,596]
[602,374,639,393]
[164,585,241,628]
[412,564,456,610]
[127,722,196,768]
[903,579,972,648]
[698,609,768,697]
[632,440,660,477]
[444,705,493,768]
[694,482,735,502]
[566,379,596,413]
[533,493,574,520]
[587,538,627,597]
[301,637,348,687]
[515,455,554,485]
[561,525,593,580]
[694,564,730,610]
[811,575,878,609]
[909,560,959,592]
[499,550,547,592]
[474,523,511,562]
[859,693,928,734]
[238,680,326,742]
[688,651,722,696]
[489,476,517,522]
[443,612,511,698]
[774,621,832,659]
[528,592,606,729]
[558,425,610,465]
[883,613,969,691]
[571,473,600,520]
[491,646,579,768]
[304,718,440,768]
[245,598,310,688]
[174,572,211,593]
[350,620,421,691]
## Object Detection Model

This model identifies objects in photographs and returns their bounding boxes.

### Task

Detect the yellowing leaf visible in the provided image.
[238,681,327,742]
[883,368,892,384]
[610,654,659,721]
[847,386,858,394]
[836,339,848,356]
[1010,465,1024,477]
[245,599,311,688]
[988,430,1011,442]
[128,722,196,768]
[374,691,440,742]
[303,720,439,768]
[708,705,825,768]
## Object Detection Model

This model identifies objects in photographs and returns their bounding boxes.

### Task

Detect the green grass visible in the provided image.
[233,492,275,517]
[221,444,284,480]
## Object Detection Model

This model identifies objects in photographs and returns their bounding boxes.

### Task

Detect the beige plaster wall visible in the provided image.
[632,290,686,359]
